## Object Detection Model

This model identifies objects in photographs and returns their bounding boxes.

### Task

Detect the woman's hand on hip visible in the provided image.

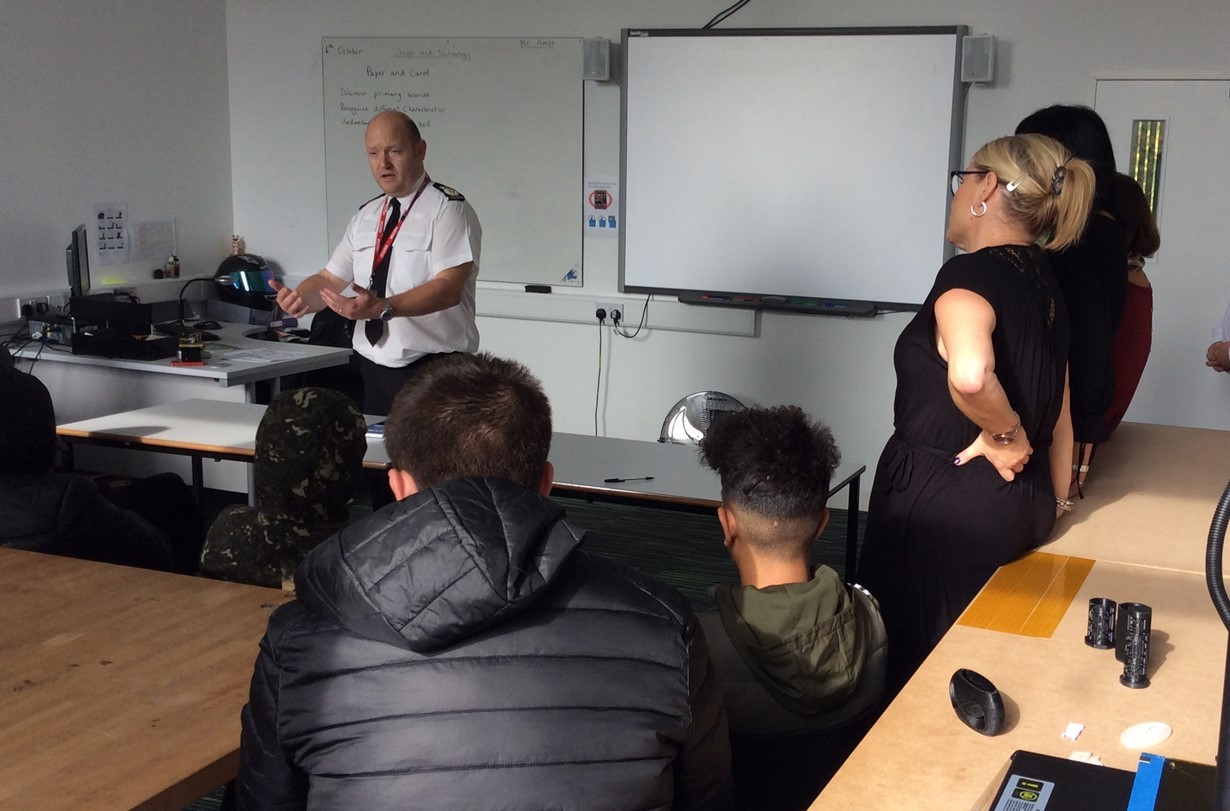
[954,431,1033,482]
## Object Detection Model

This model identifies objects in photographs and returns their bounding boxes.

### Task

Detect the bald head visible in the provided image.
[368,110,421,142]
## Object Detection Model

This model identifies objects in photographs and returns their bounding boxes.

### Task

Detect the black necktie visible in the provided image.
[365,197,400,346]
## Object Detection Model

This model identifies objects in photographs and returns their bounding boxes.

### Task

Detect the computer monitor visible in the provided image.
[65,224,90,298]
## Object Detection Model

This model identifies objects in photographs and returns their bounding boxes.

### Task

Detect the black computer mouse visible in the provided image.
[949,668,1005,735]
[194,320,222,330]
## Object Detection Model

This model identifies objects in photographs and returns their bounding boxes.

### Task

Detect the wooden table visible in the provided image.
[814,421,1230,809]
[1042,421,1230,574]
[0,548,288,809]
[813,552,1226,809]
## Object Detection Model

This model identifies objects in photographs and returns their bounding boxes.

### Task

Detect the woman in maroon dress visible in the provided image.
[1104,174,1161,435]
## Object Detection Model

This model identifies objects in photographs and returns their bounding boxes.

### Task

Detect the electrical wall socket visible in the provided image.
[15,296,47,320]
[596,301,623,323]
[9,291,69,320]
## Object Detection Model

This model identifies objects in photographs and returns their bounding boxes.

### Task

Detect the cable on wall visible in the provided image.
[612,294,651,340]
[703,0,752,29]
[594,307,607,435]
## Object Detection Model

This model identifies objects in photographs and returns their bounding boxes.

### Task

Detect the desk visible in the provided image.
[814,553,1224,809]
[17,323,352,492]
[816,421,1230,809]
[57,399,868,574]
[1042,421,1230,573]
[0,548,288,809]
[13,322,351,398]
[57,399,390,502]
[549,431,866,576]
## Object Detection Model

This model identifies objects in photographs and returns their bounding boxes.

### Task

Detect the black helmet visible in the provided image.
[215,254,275,311]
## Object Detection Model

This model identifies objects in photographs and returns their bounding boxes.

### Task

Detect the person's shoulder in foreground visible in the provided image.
[697,404,886,734]
[236,352,732,811]
[0,366,172,570]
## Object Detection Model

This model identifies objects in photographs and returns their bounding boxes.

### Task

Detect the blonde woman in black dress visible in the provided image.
[856,134,1095,694]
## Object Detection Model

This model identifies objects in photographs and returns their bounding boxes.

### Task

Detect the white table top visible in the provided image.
[550,432,721,506]
[550,431,864,508]
[58,399,864,507]
[16,322,351,387]
[58,398,390,470]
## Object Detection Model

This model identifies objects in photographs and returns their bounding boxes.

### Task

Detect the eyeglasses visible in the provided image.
[950,170,990,195]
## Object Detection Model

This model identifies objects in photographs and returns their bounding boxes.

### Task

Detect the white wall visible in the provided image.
[215,0,1227,507]
[21,0,1200,511]
[7,3,1224,508]
[0,2,232,300]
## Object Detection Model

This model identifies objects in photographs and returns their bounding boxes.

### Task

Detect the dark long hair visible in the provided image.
[1016,104,1119,217]
[1115,173,1161,258]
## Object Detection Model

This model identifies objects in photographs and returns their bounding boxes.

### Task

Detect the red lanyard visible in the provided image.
[373,174,431,271]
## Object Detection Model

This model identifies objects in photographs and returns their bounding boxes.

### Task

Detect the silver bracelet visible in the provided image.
[1056,497,1075,512]
[989,413,1022,445]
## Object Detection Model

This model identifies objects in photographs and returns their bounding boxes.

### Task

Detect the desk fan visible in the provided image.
[658,391,746,445]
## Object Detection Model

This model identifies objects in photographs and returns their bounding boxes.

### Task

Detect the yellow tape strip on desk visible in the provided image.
[957,551,1094,637]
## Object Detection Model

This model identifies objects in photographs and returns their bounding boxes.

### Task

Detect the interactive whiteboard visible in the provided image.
[620,27,968,312]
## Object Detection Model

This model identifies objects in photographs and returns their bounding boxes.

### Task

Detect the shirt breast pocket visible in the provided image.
[353,231,377,257]
[394,231,432,255]
[391,231,433,286]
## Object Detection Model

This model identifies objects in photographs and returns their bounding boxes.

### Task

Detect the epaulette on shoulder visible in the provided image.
[433,182,465,202]
[358,193,383,211]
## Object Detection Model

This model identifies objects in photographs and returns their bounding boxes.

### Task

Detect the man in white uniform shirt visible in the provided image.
[273,110,481,415]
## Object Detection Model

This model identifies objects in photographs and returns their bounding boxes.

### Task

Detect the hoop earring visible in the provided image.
[970,201,987,218]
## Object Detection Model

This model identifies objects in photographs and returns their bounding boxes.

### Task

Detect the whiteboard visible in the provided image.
[620,28,967,311]
[322,37,584,286]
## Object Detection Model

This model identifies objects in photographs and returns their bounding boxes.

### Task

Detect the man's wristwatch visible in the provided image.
[379,299,395,322]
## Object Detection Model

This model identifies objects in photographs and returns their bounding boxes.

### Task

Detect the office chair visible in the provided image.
[299,308,364,409]
[658,391,747,445]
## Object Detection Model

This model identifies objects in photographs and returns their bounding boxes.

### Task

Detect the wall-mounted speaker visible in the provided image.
[960,34,996,84]
[583,38,611,82]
